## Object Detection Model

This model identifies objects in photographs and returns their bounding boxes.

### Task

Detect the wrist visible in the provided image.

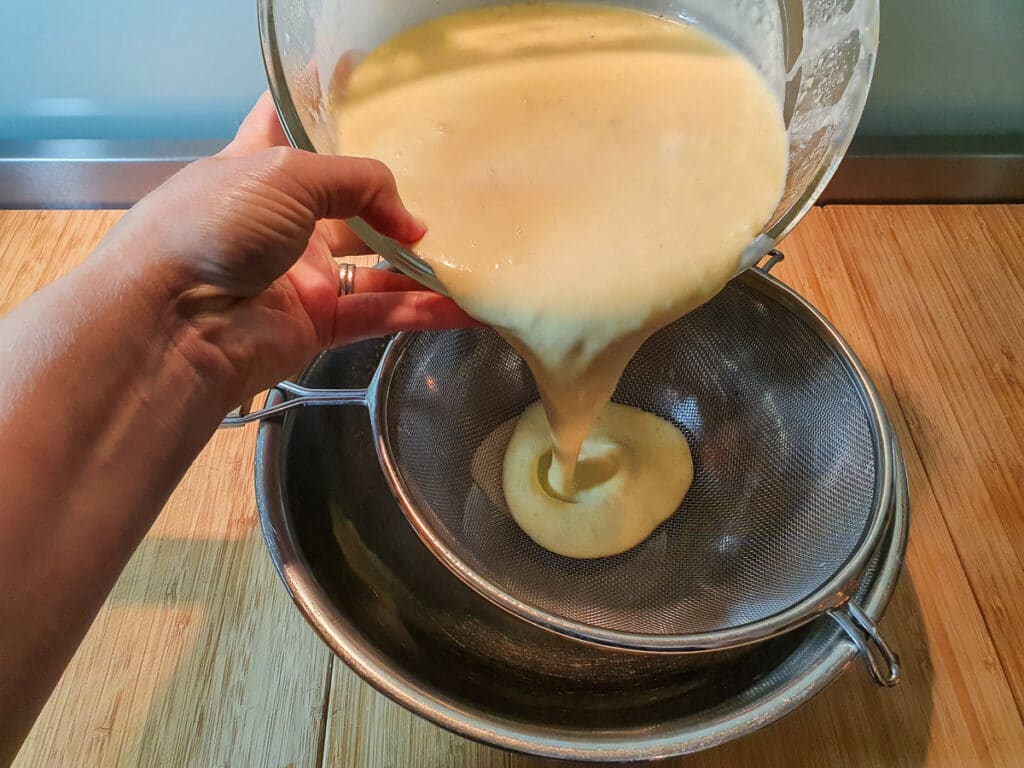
[84,239,242,421]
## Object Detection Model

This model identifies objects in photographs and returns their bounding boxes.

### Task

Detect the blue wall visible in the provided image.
[1,0,1021,142]
[0,0,264,140]
[859,0,1024,138]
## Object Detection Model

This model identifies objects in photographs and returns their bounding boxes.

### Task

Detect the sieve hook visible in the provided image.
[757,249,785,273]
[220,381,369,427]
[828,599,900,687]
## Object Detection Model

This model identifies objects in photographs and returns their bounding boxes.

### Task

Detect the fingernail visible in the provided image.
[408,214,428,242]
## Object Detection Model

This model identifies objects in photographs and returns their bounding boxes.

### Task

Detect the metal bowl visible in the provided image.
[254,335,908,762]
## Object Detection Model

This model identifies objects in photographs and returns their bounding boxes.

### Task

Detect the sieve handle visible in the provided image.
[220,381,368,427]
[219,262,402,426]
[828,600,901,687]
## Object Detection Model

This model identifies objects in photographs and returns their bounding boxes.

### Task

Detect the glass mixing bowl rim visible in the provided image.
[256,0,879,294]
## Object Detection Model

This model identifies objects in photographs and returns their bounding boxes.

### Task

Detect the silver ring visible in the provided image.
[338,262,357,297]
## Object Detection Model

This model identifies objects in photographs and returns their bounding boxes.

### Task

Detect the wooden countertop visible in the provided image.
[3,205,1024,767]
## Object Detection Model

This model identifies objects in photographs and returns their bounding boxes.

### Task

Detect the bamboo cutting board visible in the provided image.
[4,205,1024,767]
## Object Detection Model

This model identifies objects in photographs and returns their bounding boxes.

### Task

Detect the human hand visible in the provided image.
[95,92,476,412]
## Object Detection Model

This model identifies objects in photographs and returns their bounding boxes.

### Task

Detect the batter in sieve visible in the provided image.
[335,3,788,557]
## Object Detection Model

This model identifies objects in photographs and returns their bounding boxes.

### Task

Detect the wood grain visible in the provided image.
[3,206,1024,767]
[825,206,1024,720]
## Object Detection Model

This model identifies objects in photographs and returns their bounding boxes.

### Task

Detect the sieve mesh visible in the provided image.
[381,277,879,639]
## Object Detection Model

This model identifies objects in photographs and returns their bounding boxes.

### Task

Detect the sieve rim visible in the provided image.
[374,268,894,652]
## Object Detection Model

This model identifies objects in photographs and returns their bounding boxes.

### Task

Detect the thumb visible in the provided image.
[261,148,427,245]
[221,91,290,155]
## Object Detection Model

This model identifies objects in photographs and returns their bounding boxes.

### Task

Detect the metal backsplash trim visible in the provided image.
[820,136,1024,204]
[1,137,1022,209]
[0,139,227,210]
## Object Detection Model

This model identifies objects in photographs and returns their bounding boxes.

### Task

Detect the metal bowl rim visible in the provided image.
[254,347,908,761]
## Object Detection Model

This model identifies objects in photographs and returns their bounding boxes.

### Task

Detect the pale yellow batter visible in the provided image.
[503,401,693,557]
[335,4,788,558]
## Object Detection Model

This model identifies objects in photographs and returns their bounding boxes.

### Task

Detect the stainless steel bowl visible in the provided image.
[254,334,908,762]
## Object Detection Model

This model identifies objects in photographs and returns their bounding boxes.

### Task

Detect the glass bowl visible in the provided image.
[258,0,878,293]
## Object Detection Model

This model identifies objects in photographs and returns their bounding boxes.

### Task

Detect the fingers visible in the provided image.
[222,91,290,156]
[219,94,428,248]
[333,291,481,347]
[268,150,427,245]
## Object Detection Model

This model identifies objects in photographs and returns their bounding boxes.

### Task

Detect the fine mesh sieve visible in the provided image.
[227,265,895,667]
